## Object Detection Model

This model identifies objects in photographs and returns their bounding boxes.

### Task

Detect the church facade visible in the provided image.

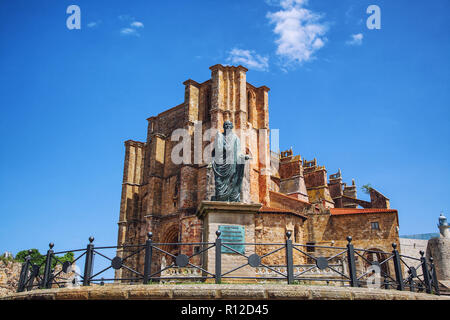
[115,65,400,279]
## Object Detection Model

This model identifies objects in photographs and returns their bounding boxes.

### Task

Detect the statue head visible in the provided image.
[223,120,233,132]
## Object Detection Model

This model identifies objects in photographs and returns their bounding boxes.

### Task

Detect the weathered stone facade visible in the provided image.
[427,238,450,282]
[116,65,400,279]
[0,261,21,297]
[0,260,76,297]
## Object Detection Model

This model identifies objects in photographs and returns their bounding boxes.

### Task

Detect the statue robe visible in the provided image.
[211,131,245,202]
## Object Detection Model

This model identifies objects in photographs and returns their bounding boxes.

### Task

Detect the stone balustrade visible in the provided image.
[160,267,202,283]
[256,264,345,278]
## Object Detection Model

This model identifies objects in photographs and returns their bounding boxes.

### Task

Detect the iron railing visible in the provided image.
[17,231,441,295]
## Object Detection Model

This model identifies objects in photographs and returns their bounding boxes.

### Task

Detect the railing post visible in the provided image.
[143,232,153,284]
[407,270,415,292]
[27,264,40,291]
[383,275,389,289]
[420,250,432,294]
[417,282,424,292]
[346,236,358,287]
[285,231,294,284]
[41,243,54,289]
[392,243,404,291]
[215,230,222,284]
[429,256,440,295]
[17,264,26,292]
[83,236,95,286]
[17,251,32,292]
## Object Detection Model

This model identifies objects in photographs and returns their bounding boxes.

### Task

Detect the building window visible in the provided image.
[371,222,380,230]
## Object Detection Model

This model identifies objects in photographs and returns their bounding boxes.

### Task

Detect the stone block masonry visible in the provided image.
[2,284,448,300]
[0,261,21,298]
[116,64,401,279]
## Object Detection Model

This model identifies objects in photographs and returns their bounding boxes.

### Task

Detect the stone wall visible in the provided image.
[304,209,400,276]
[255,212,307,265]
[0,260,21,297]
[306,211,399,251]
[399,238,428,258]
[0,260,77,297]
[427,238,450,281]
[399,238,428,277]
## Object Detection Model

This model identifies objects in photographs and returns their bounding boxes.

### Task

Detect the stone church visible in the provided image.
[115,65,400,278]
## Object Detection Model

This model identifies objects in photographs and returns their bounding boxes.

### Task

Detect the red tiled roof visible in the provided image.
[260,206,291,213]
[329,208,398,216]
[259,206,307,219]
[269,191,311,206]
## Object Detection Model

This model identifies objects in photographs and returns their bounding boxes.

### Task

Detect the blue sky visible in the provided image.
[0,0,449,259]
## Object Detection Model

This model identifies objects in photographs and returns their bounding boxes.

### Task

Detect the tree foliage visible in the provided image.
[0,253,14,265]
[361,183,373,195]
[15,249,74,272]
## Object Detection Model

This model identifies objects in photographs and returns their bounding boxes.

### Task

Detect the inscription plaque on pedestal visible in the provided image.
[219,225,245,254]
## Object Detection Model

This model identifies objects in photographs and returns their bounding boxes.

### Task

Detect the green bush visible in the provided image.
[0,253,15,265]
[15,249,74,273]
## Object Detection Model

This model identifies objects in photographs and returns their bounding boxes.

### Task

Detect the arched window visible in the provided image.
[161,225,180,265]
[363,248,390,278]
[204,87,211,121]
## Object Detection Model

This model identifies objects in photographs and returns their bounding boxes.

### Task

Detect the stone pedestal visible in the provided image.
[196,201,262,281]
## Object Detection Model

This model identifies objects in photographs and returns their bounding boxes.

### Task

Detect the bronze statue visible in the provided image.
[211,121,249,202]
